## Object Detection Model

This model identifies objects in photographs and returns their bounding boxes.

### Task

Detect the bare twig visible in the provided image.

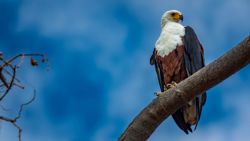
[119,36,250,141]
[0,66,16,101]
[0,92,36,141]
[15,90,36,121]
[0,53,46,101]
[0,53,45,68]
[0,52,46,141]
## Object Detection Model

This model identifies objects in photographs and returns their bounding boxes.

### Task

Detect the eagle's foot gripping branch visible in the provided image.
[155,86,170,96]
[155,81,178,97]
[166,81,178,89]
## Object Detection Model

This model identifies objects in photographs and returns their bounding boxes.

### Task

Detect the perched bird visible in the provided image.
[150,10,206,134]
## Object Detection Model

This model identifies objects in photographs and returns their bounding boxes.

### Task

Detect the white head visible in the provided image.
[161,10,183,28]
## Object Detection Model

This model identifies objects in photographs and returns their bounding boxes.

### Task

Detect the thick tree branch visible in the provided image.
[119,36,250,141]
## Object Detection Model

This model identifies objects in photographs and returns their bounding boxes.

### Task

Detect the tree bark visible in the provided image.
[119,36,250,141]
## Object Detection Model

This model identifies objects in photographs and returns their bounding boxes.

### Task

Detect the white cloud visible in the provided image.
[17,0,128,52]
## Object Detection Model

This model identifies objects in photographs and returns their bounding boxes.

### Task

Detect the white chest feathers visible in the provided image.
[155,22,185,57]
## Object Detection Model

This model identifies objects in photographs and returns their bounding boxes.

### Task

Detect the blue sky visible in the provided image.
[0,0,249,141]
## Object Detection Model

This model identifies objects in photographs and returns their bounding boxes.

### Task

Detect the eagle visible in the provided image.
[150,10,206,134]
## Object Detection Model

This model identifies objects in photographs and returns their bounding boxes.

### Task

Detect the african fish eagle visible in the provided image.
[150,10,206,134]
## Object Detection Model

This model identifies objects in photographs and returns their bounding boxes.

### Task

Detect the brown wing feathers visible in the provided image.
[151,45,192,134]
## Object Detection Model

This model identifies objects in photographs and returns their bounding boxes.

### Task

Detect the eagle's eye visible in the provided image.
[171,13,175,16]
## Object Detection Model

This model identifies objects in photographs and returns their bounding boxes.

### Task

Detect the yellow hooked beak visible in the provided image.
[173,13,183,22]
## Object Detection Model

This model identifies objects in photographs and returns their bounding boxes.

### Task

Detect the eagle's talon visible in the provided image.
[163,85,169,91]
[171,81,178,86]
[166,81,178,89]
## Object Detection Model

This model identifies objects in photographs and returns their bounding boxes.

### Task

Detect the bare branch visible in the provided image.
[0,53,45,68]
[0,91,36,141]
[119,36,250,141]
[0,52,46,141]
[15,90,36,121]
[0,66,16,101]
